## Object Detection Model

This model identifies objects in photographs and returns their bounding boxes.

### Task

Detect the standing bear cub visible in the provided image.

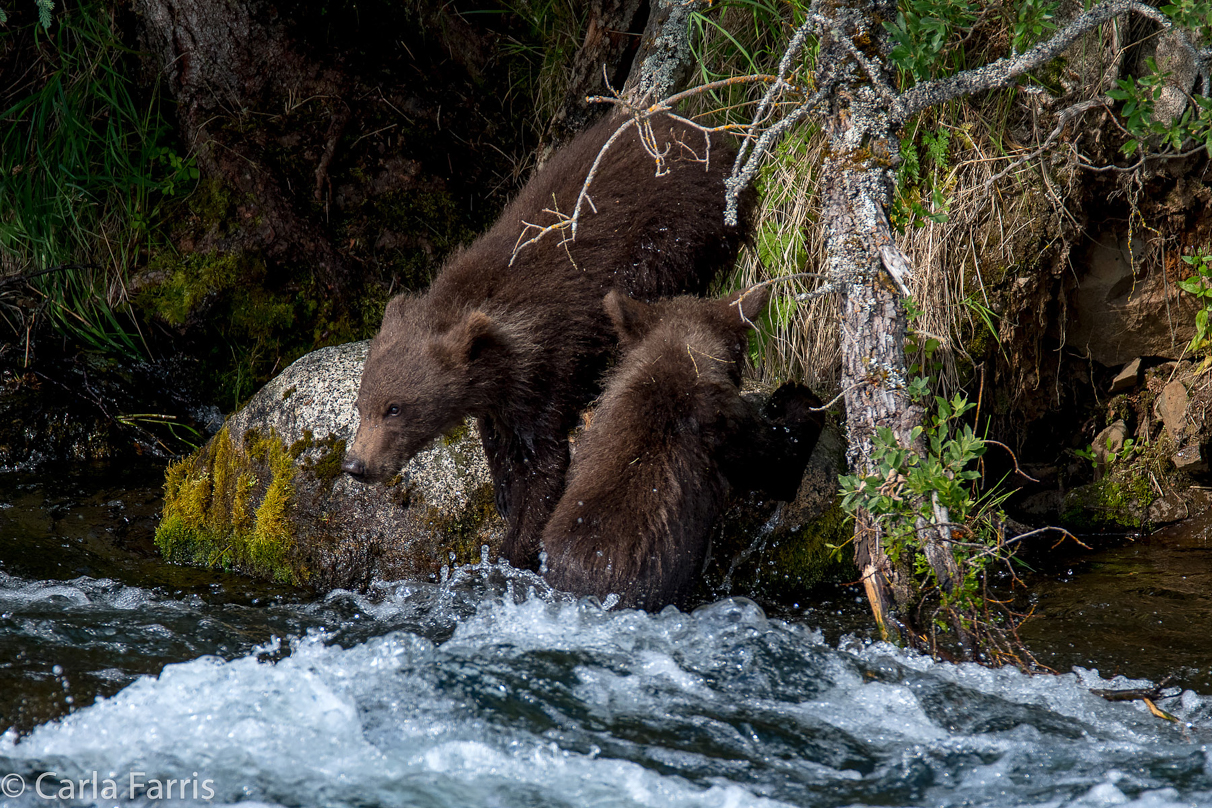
[342,114,752,570]
[542,287,822,611]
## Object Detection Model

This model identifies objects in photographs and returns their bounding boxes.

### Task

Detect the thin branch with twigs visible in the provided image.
[509,74,792,265]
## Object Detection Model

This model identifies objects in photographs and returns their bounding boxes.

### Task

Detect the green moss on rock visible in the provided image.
[1061,432,1172,532]
[418,481,499,568]
[760,498,856,594]
[1062,471,1155,532]
[704,494,856,604]
[156,425,303,585]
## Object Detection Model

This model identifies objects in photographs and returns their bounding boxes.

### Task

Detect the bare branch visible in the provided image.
[895,0,1204,124]
[730,272,835,330]
[1077,142,1208,171]
[878,244,912,297]
[513,77,784,263]
[725,95,824,226]
[809,381,869,413]
[734,15,818,172]
[984,98,1106,188]
[508,120,636,265]
[587,74,793,113]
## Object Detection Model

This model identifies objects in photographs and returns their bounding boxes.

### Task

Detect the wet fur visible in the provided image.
[541,289,785,610]
[346,114,754,568]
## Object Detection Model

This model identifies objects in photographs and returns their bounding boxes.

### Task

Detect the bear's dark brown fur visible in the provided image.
[722,381,825,503]
[541,287,822,611]
[343,114,753,568]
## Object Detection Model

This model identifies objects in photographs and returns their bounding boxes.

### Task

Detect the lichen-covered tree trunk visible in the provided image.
[815,0,923,644]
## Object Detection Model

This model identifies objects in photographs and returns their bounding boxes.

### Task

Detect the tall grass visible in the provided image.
[0,0,195,361]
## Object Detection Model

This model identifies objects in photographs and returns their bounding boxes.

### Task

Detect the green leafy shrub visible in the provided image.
[837,381,1038,662]
[1177,250,1212,355]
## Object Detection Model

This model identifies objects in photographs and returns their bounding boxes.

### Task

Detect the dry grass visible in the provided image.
[724,124,838,391]
[718,95,1083,399]
[687,4,1123,400]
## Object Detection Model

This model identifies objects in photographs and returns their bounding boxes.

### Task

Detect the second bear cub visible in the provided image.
[541,287,774,610]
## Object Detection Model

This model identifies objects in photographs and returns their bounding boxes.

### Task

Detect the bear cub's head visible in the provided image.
[602,284,771,379]
[342,295,517,484]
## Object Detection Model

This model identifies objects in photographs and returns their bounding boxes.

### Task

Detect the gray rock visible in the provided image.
[1154,29,1198,126]
[1092,419,1129,471]
[1068,230,1196,366]
[155,341,505,590]
[1018,490,1063,519]
[1109,358,1142,394]
[1173,443,1208,474]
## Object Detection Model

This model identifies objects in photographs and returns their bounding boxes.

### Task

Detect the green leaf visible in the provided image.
[1178,277,1205,294]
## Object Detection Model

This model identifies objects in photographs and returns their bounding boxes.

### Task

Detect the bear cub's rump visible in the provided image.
[541,287,821,610]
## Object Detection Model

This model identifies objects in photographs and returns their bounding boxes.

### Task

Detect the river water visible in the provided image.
[2,464,1212,807]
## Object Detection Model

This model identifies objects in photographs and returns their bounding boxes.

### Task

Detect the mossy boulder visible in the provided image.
[155,341,504,589]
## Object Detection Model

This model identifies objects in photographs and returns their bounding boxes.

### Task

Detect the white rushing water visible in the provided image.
[1,560,1211,808]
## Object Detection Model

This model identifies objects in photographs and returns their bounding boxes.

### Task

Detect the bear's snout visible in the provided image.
[341,455,368,479]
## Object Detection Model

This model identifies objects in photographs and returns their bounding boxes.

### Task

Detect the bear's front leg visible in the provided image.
[477,416,570,570]
[477,416,514,520]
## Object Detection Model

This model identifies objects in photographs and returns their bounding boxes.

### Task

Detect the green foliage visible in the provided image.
[1011,0,1057,54]
[690,0,810,79]
[838,391,987,562]
[1075,435,1139,470]
[838,384,1023,647]
[686,0,817,127]
[885,0,1061,83]
[886,0,978,82]
[1106,57,1212,156]
[1176,250,1212,355]
[892,121,958,230]
[1160,0,1212,40]
[0,0,194,359]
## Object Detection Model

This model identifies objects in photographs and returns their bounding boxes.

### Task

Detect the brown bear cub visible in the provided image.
[342,114,752,570]
[541,288,822,611]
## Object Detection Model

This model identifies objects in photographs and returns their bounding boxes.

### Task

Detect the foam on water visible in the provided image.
[2,562,1212,808]
[0,572,170,612]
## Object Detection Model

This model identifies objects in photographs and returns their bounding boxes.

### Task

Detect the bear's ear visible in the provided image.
[440,310,507,365]
[604,291,654,345]
[726,285,770,328]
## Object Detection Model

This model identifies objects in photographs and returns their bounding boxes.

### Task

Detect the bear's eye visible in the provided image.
[386,405,401,417]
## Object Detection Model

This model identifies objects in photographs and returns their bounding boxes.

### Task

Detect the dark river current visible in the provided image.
[2,463,1212,807]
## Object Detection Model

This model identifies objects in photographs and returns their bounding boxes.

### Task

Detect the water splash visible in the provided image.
[1,571,1211,807]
